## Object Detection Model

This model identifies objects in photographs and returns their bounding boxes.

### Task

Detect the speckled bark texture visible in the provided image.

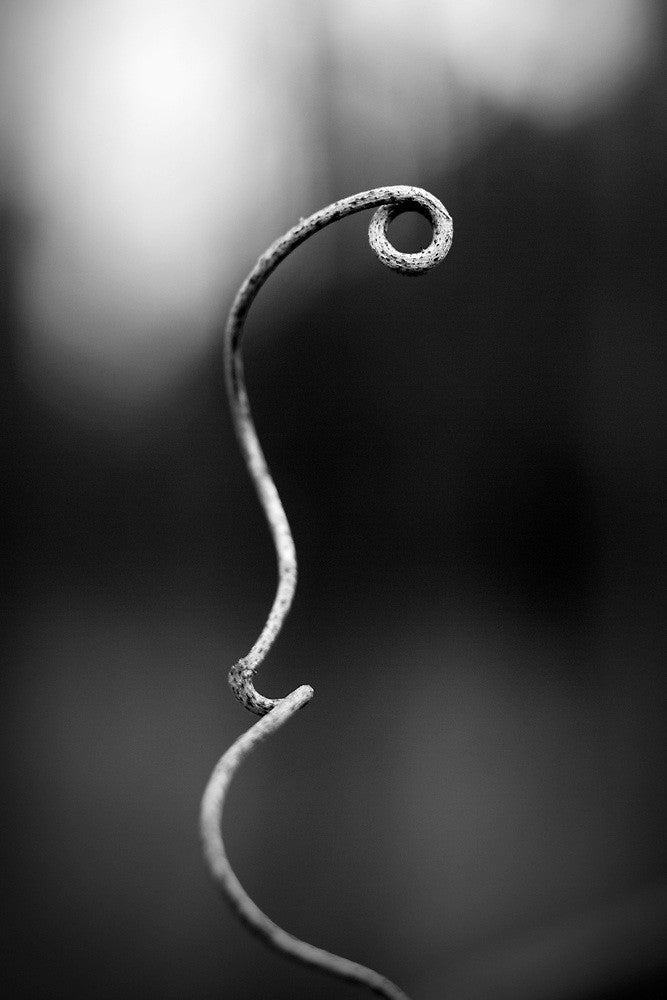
[202,187,453,999]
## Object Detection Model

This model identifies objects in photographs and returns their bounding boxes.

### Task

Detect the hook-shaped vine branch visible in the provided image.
[225,185,452,714]
[202,186,453,999]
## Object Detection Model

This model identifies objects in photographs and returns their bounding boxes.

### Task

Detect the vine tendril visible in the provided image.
[225,185,452,714]
[202,186,453,998]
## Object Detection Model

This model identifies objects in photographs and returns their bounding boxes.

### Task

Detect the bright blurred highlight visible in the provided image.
[440,0,656,122]
[2,0,318,404]
[0,0,658,409]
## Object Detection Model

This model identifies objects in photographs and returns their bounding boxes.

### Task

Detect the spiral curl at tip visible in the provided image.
[368,187,453,275]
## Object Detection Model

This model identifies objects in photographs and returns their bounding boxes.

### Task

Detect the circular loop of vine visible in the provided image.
[368,189,453,275]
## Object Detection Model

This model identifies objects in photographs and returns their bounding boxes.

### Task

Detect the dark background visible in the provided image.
[2,3,665,998]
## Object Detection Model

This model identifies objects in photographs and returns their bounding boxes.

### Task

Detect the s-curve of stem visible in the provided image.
[200,186,453,999]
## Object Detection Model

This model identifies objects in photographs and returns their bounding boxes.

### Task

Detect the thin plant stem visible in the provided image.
[201,685,412,1000]
[202,186,453,998]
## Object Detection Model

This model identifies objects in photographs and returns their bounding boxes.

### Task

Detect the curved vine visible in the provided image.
[201,186,453,998]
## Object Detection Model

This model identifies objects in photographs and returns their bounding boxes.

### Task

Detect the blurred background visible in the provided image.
[2,2,665,998]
